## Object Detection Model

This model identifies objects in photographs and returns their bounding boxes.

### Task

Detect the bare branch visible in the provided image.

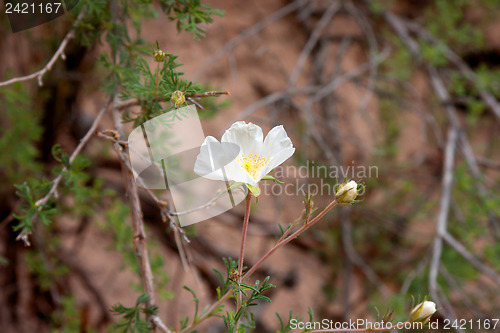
[15,99,112,244]
[341,207,391,298]
[0,9,86,87]
[34,100,112,208]
[429,125,459,322]
[115,90,230,111]
[193,0,307,78]
[288,1,342,86]
[442,231,500,286]
[404,21,500,121]
[111,103,173,333]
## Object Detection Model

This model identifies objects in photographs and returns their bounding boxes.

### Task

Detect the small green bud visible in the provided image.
[154,49,166,62]
[171,90,186,108]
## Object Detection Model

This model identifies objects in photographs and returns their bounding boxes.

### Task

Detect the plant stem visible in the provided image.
[236,193,252,328]
[238,194,252,277]
[244,199,337,279]
[179,199,338,333]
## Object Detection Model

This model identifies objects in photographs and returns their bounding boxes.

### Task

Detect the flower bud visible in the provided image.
[154,49,166,62]
[335,180,359,204]
[171,90,185,108]
[410,301,436,323]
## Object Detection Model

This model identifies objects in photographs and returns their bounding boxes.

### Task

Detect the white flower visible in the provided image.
[194,121,295,190]
[410,301,437,323]
[335,180,359,203]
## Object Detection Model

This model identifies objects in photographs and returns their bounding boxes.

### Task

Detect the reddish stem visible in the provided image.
[244,199,337,279]
[238,194,252,277]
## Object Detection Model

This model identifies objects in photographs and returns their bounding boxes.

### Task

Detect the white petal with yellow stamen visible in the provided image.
[194,121,295,187]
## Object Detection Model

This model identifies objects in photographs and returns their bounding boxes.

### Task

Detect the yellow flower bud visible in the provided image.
[154,49,166,62]
[171,90,185,108]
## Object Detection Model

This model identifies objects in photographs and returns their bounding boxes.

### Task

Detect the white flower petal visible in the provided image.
[194,136,258,186]
[263,125,294,158]
[336,180,358,203]
[257,147,295,181]
[195,121,295,187]
[194,136,226,181]
[255,125,295,180]
[221,121,264,156]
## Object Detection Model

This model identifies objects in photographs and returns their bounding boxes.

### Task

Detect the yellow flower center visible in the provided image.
[238,153,268,179]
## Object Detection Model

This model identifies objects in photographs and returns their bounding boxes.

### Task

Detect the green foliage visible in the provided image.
[420,41,448,67]
[12,181,56,236]
[211,258,276,332]
[149,245,174,301]
[159,0,225,40]
[52,145,112,217]
[12,145,110,237]
[424,0,484,52]
[111,294,158,333]
[366,0,395,15]
[51,296,84,333]
[0,256,8,266]
[378,98,400,157]
[475,64,500,97]
[120,53,201,126]
[25,248,69,291]
[213,257,238,298]
[98,199,173,298]
[98,199,139,274]
[0,83,43,183]
[223,276,275,333]
[76,0,157,48]
[275,308,314,333]
[183,286,200,324]
[76,0,223,102]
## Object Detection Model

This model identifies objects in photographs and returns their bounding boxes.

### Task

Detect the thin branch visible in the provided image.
[442,231,500,286]
[182,199,339,333]
[0,9,86,87]
[193,0,307,78]
[288,1,342,86]
[34,101,112,208]
[56,246,111,325]
[344,1,379,116]
[429,125,459,322]
[233,48,390,124]
[111,104,173,333]
[15,99,112,245]
[404,20,500,121]
[187,90,230,98]
[341,207,391,298]
[439,264,485,318]
[385,9,500,237]
[115,90,230,111]
[476,157,500,170]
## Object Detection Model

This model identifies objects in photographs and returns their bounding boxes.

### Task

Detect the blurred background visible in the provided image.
[1,0,500,332]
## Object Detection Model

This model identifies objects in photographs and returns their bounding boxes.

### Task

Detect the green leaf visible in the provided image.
[246,184,260,197]
[261,175,283,183]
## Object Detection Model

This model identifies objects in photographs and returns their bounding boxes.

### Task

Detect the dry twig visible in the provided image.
[0,9,86,87]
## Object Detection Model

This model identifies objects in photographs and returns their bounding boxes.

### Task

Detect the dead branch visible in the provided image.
[0,9,86,87]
